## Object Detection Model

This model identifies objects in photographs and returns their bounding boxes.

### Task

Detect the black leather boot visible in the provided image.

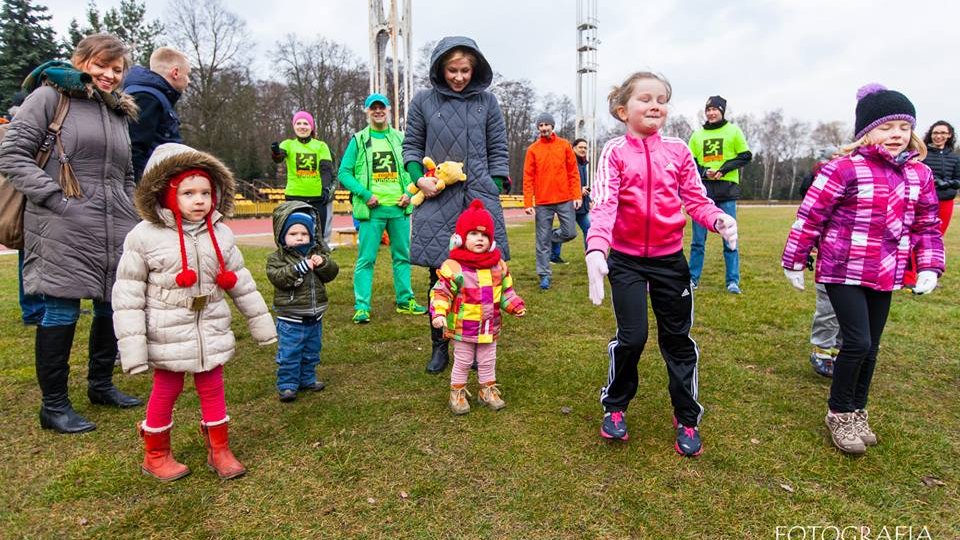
[425,325,449,374]
[37,324,96,434]
[87,316,143,408]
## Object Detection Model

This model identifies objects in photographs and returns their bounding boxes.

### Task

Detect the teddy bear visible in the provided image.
[407,156,467,206]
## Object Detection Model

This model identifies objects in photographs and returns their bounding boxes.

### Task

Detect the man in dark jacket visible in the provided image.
[125,47,190,182]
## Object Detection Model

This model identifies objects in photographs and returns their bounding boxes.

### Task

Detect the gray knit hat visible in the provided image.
[535,112,555,127]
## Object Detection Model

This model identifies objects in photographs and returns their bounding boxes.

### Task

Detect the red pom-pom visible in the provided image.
[216,271,237,290]
[175,268,197,287]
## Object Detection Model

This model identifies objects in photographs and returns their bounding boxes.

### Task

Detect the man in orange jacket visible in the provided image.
[523,112,581,290]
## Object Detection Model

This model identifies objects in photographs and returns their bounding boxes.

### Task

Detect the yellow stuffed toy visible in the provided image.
[407,157,467,206]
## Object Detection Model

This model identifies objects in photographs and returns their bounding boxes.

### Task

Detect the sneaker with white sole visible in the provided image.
[825,411,866,454]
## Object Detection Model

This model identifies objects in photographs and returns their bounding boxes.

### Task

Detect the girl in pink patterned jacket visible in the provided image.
[431,199,526,415]
[781,84,944,455]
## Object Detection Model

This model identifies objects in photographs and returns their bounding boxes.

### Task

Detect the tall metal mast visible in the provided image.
[369,0,413,127]
[575,0,599,181]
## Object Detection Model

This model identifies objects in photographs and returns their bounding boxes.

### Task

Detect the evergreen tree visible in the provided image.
[67,0,164,66]
[0,0,61,110]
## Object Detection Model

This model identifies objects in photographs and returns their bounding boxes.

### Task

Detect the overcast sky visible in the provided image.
[41,0,960,137]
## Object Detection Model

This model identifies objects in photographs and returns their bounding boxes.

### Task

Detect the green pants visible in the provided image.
[354,206,415,311]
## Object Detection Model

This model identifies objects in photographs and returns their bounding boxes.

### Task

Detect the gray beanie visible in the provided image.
[535,112,555,127]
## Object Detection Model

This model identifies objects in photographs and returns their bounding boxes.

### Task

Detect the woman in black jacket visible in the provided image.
[905,121,960,287]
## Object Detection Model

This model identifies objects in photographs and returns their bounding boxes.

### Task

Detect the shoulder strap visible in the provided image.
[36,93,70,168]
[125,84,173,114]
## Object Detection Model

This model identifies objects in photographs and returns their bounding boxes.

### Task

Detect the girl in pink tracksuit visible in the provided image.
[584,71,738,456]
[781,84,944,454]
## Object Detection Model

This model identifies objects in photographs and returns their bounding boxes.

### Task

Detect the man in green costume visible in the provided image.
[338,93,427,324]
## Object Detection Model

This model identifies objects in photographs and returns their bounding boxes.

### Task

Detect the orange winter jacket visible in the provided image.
[522,135,581,207]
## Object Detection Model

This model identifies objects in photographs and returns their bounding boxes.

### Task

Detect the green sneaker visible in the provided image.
[396,299,427,315]
[352,309,370,324]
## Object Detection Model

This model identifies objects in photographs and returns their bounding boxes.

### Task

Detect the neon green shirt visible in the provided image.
[688,122,750,183]
[279,138,332,196]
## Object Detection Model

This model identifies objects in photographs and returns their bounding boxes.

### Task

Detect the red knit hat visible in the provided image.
[452,199,496,249]
[162,168,237,290]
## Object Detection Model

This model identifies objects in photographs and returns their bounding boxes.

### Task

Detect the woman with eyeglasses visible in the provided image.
[903,121,960,287]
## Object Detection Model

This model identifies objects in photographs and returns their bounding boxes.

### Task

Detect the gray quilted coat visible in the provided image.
[111,143,276,375]
[0,84,140,301]
[402,36,510,268]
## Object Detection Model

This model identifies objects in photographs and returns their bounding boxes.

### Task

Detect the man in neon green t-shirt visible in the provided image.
[338,93,427,324]
[687,95,753,294]
[271,111,335,236]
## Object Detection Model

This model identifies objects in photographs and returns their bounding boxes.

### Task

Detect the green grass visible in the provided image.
[1,206,957,538]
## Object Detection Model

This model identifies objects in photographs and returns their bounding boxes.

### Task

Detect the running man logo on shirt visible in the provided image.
[295,152,319,176]
[371,150,399,182]
[702,138,724,164]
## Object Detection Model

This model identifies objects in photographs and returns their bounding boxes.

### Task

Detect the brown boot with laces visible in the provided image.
[449,385,471,415]
[477,382,506,411]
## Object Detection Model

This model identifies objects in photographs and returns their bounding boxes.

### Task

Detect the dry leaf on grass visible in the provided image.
[561,406,572,414]
[750,438,761,444]
[400,491,409,499]
[920,476,945,487]
[367,497,376,504]
[779,483,795,493]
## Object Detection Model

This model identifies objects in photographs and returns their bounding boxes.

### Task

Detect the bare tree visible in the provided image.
[271,35,368,161]
[781,120,810,199]
[166,0,252,149]
[811,120,849,150]
[663,114,694,141]
[490,78,536,188]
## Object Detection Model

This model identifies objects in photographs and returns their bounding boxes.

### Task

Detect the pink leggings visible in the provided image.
[451,341,497,386]
[144,365,227,429]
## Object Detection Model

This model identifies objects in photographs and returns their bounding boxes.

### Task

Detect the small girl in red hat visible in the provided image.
[112,143,277,481]
[430,199,526,415]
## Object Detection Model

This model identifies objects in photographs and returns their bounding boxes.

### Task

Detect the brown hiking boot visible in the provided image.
[853,409,877,446]
[449,385,471,415]
[825,411,866,454]
[477,382,506,411]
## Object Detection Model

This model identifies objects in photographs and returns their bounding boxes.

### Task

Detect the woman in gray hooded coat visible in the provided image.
[402,36,510,375]
[0,34,143,434]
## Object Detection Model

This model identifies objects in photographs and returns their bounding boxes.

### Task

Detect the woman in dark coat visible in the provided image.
[402,36,510,374]
[0,34,143,433]
[904,120,960,286]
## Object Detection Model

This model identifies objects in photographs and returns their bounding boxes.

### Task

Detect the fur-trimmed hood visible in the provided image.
[135,143,236,224]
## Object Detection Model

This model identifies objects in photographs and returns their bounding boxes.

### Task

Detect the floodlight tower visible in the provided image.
[369,0,413,127]
[575,0,599,181]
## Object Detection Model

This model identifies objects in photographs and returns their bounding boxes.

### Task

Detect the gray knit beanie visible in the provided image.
[535,112,555,127]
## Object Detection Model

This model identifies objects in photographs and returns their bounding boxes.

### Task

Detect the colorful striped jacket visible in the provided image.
[430,259,525,343]
[782,145,945,291]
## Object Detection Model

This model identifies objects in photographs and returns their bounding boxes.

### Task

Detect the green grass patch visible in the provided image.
[0,206,957,537]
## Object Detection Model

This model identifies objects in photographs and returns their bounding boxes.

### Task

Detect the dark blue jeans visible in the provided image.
[18,250,44,325]
[42,296,111,326]
[275,319,322,392]
[551,212,591,260]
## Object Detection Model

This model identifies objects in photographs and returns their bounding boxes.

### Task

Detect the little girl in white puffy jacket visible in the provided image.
[112,143,276,482]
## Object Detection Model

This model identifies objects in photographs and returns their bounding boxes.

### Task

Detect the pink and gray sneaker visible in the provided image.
[673,417,703,457]
[600,411,629,440]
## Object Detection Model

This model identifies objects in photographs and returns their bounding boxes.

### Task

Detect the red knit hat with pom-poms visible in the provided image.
[162,168,237,290]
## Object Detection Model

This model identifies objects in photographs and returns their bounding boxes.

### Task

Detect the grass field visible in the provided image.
[0,206,957,539]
